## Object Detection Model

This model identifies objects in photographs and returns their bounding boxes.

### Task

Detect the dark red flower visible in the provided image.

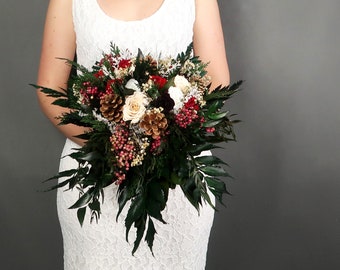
[150,92,175,113]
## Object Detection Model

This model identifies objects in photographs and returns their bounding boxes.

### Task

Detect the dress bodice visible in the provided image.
[73,0,195,69]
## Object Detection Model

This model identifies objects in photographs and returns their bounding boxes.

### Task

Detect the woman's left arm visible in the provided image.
[193,0,230,89]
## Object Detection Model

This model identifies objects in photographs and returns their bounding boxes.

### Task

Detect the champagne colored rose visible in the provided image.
[174,75,191,94]
[123,92,149,123]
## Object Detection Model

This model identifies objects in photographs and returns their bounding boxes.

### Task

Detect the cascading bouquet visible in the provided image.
[32,43,241,254]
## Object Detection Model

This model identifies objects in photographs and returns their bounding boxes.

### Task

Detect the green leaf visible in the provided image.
[77,207,86,226]
[145,218,156,256]
[194,155,228,166]
[44,179,71,192]
[132,214,147,255]
[202,119,223,128]
[205,177,231,204]
[43,169,78,182]
[125,195,146,242]
[69,189,93,209]
[30,84,67,98]
[207,111,228,120]
[207,100,223,114]
[146,182,166,223]
[170,172,182,185]
[68,151,101,162]
[52,98,71,108]
[205,177,227,193]
[188,143,221,156]
[116,188,131,221]
[200,166,231,177]
[89,200,101,212]
[180,178,201,211]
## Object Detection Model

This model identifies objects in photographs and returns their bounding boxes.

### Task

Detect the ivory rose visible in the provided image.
[168,86,184,112]
[174,75,191,94]
[123,92,149,123]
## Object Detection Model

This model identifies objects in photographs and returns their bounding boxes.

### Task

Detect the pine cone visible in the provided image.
[100,93,123,123]
[140,110,168,139]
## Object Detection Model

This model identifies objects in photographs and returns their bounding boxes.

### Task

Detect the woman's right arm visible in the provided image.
[37,0,86,146]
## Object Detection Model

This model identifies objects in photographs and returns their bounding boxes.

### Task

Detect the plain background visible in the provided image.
[1,0,340,269]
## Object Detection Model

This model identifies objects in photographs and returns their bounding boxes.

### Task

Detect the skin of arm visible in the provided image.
[194,0,230,90]
[36,0,87,146]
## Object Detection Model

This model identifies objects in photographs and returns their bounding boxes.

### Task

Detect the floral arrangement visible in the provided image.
[32,43,241,254]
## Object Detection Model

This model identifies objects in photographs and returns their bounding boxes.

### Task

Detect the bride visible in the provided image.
[36,0,230,269]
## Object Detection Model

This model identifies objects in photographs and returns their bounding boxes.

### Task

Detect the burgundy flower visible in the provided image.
[150,92,175,113]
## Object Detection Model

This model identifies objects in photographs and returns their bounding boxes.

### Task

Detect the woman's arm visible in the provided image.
[193,0,230,90]
[37,0,86,145]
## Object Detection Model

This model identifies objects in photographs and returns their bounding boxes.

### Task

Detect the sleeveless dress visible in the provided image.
[57,0,215,269]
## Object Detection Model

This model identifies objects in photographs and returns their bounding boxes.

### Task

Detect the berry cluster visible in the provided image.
[150,138,162,153]
[110,124,136,184]
[175,97,200,128]
[80,82,99,103]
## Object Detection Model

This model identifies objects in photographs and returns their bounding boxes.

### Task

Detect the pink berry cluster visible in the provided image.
[110,124,136,184]
[150,138,162,153]
[205,127,216,133]
[175,97,201,128]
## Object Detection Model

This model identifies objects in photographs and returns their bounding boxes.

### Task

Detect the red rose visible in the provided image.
[94,70,105,78]
[150,75,167,89]
[118,59,131,69]
[184,97,200,111]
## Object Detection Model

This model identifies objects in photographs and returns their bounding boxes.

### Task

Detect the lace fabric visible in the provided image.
[57,1,215,269]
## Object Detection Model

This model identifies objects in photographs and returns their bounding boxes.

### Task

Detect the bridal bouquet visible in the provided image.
[33,44,241,254]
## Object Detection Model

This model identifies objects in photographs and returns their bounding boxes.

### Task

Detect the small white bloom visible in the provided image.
[174,75,191,94]
[125,78,140,92]
[101,65,111,77]
[123,92,149,123]
[168,86,184,112]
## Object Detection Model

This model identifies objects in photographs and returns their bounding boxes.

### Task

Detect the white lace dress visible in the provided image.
[57,0,215,269]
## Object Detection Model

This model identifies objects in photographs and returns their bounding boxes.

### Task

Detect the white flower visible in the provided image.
[123,92,149,123]
[174,75,191,94]
[125,78,140,92]
[168,86,184,112]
